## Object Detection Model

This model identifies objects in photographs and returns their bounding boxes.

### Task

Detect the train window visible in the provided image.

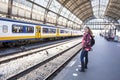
[3,25,8,33]
[43,28,49,33]
[51,29,56,33]
[43,27,56,33]
[12,25,23,33]
[60,30,65,33]
[26,26,34,33]
[65,30,68,33]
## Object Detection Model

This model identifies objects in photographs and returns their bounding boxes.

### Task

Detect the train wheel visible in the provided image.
[3,42,9,47]
[3,42,15,47]
[8,42,16,47]
[26,40,30,44]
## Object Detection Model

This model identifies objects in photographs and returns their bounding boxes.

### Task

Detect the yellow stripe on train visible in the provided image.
[0,36,35,40]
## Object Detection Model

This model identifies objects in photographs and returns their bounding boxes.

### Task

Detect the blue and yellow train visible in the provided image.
[0,18,82,47]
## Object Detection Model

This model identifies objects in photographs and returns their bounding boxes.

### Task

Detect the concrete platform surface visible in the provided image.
[53,35,120,80]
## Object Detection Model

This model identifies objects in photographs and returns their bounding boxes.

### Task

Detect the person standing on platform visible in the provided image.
[80,27,93,72]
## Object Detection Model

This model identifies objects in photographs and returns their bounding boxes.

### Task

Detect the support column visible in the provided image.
[43,0,53,24]
[7,0,13,18]
[30,0,35,20]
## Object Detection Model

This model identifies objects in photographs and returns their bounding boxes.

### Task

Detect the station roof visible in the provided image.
[57,0,120,22]
[57,0,93,22]
[105,0,120,20]
[0,0,120,29]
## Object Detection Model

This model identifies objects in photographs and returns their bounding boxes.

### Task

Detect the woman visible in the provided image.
[80,27,93,72]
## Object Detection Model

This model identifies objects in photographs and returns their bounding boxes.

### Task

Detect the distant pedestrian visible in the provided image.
[80,27,93,72]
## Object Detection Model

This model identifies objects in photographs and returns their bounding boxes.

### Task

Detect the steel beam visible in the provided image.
[80,12,93,21]
[30,0,35,19]
[105,15,117,21]
[7,0,13,18]
[67,0,77,9]
[83,16,95,23]
[107,9,120,17]
[98,0,100,17]
[44,0,53,24]
[77,8,92,20]
[55,0,72,26]
[57,0,71,6]
[106,10,120,19]
[72,0,90,13]
[73,3,90,14]
[104,0,120,19]
[22,0,81,26]
[83,14,93,22]
[57,0,84,22]
[76,6,91,16]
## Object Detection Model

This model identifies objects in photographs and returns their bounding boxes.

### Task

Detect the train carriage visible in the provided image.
[0,19,35,41]
[0,18,82,47]
[59,28,71,37]
[40,26,57,38]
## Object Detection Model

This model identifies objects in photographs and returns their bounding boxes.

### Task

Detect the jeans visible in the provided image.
[80,49,88,66]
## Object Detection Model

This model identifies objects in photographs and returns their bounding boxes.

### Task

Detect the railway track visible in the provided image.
[0,37,81,64]
[7,40,82,80]
[44,43,82,80]
[0,37,79,57]
[0,38,82,80]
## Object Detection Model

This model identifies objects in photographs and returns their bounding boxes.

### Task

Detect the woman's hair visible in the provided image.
[85,27,93,35]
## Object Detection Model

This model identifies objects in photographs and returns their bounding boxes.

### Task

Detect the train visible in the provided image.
[0,18,82,47]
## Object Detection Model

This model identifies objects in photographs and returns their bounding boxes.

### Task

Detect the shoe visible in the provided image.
[79,62,85,72]
[80,69,85,72]
[85,66,88,69]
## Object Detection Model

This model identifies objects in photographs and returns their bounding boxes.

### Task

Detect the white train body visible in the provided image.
[0,18,82,46]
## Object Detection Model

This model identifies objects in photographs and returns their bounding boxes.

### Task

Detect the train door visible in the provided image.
[35,26,41,38]
[71,31,72,36]
[57,28,59,36]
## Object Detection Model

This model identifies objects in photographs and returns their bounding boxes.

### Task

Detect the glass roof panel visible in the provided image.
[33,5,45,15]
[47,12,57,19]
[91,0,109,18]
[69,14,74,20]
[34,0,49,8]
[75,17,82,24]
[61,7,70,18]
[49,0,61,12]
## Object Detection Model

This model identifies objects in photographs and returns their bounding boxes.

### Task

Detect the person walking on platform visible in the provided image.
[80,27,93,72]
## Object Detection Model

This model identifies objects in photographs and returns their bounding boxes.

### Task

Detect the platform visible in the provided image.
[53,35,120,80]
